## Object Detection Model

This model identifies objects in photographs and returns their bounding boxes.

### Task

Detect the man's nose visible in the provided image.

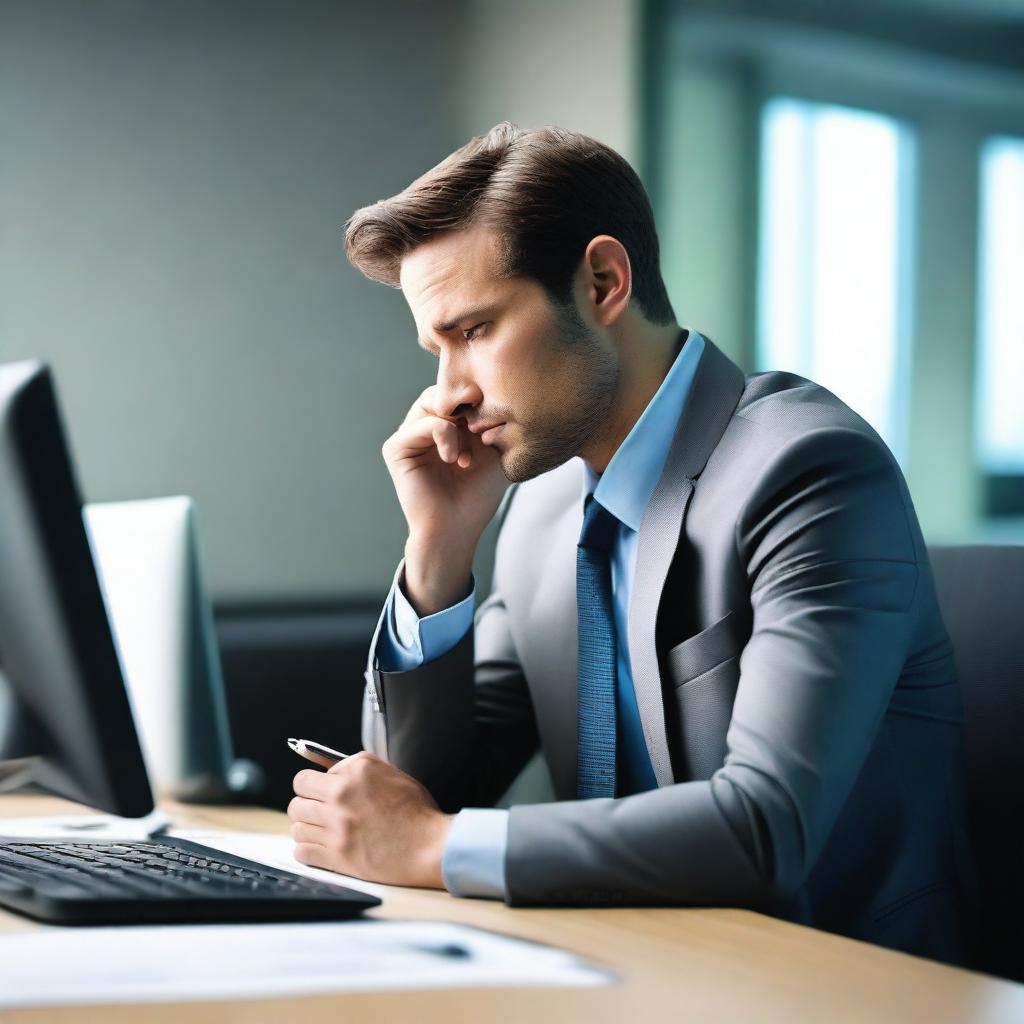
[435,358,481,419]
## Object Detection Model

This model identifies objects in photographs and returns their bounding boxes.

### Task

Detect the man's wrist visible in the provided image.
[403,538,475,616]
[420,811,455,889]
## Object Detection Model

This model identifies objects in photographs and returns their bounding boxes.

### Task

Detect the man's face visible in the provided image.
[399,225,619,482]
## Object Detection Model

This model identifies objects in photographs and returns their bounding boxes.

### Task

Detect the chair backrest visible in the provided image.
[928,544,1024,981]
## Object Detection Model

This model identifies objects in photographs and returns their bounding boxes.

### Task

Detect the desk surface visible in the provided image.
[1,793,1021,1023]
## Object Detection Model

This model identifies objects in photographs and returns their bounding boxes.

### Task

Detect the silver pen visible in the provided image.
[287,737,349,770]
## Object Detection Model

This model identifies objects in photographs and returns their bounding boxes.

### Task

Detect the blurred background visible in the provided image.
[3,0,1023,599]
[1,0,1021,803]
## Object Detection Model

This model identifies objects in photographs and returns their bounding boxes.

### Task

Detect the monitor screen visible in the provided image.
[0,360,154,818]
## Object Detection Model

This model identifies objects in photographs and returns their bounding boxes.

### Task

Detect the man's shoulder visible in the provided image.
[660,364,911,554]
[736,370,877,437]
[719,369,897,470]
[701,369,908,527]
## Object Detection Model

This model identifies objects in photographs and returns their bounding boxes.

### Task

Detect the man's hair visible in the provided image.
[344,123,676,326]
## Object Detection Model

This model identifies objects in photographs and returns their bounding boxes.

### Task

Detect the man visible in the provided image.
[287,123,974,964]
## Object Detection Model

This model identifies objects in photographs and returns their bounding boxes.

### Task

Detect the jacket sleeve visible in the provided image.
[375,573,476,673]
[361,495,540,812]
[504,426,921,908]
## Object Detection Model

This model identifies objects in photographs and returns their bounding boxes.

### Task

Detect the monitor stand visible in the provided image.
[0,756,172,839]
[0,756,36,793]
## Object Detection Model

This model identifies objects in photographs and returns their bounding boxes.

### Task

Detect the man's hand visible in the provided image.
[287,751,454,889]
[383,385,508,615]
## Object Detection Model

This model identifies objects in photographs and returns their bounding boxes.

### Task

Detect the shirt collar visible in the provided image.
[583,329,706,532]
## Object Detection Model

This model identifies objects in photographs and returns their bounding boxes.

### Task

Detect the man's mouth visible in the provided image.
[467,419,503,434]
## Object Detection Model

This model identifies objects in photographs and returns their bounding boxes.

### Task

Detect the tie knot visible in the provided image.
[579,495,618,552]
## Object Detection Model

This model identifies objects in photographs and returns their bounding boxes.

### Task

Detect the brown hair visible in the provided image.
[344,123,676,326]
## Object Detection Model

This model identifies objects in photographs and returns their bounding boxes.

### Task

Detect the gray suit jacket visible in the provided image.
[364,337,975,964]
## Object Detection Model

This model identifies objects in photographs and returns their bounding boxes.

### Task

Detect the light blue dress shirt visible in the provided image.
[375,330,706,899]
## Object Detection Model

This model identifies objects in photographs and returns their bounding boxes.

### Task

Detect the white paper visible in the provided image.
[0,920,611,1007]
[0,810,172,840]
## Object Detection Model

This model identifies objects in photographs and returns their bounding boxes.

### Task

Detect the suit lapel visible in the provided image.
[627,337,746,786]
[527,495,583,801]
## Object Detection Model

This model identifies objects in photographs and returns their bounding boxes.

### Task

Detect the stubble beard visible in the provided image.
[498,315,620,484]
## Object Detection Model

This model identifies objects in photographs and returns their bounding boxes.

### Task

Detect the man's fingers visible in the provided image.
[397,385,449,432]
[404,385,439,423]
[290,820,327,845]
[293,768,330,800]
[432,419,464,464]
[294,843,329,870]
[287,795,327,826]
[386,413,465,465]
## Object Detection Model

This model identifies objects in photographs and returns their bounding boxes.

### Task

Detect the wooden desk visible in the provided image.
[1,793,1021,1023]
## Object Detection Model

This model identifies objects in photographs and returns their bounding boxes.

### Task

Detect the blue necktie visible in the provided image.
[576,495,619,799]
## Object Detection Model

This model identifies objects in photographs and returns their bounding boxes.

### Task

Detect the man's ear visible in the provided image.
[579,235,632,327]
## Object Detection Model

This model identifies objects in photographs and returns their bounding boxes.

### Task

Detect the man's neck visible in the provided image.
[583,321,684,474]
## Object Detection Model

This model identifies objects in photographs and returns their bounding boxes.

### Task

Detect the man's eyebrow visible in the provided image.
[417,306,497,349]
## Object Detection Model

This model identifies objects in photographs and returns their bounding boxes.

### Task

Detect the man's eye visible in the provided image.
[463,323,488,341]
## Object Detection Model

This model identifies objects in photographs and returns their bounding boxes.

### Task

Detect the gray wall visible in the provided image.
[0,0,645,603]
[0,0,462,601]
[456,0,640,163]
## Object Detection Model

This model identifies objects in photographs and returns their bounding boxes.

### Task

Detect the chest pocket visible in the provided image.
[664,610,744,781]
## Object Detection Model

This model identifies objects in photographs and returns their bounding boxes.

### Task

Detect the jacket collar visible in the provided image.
[584,330,706,532]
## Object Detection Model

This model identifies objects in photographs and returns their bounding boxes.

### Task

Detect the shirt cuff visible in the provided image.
[388,570,475,665]
[441,808,510,900]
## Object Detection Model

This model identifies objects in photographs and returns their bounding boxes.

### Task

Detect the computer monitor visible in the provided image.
[0,360,154,818]
[84,495,260,803]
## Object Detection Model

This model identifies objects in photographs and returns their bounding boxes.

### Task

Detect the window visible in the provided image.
[757,98,915,460]
[976,136,1024,494]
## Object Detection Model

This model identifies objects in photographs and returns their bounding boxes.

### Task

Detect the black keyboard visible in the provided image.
[0,836,381,925]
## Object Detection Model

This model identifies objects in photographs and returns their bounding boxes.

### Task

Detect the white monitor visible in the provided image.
[84,496,259,802]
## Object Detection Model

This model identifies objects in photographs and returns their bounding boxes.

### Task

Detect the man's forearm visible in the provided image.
[403,535,475,616]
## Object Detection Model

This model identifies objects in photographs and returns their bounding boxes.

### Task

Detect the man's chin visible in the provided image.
[499,455,532,483]
[499,442,572,484]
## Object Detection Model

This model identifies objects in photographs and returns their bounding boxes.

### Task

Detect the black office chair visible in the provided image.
[215,599,382,810]
[928,545,1024,982]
